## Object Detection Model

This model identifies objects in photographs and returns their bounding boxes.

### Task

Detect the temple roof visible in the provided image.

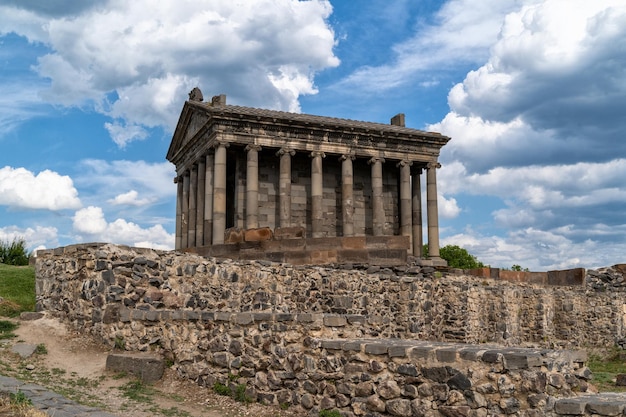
[167,94,450,171]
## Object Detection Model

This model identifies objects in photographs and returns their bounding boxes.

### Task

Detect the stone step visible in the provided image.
[105,352,164,383]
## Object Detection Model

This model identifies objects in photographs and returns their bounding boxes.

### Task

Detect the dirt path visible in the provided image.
[0,314,299,417]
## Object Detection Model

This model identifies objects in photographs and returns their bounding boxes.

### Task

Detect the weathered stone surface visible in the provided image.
[34,243,626,417]
[105,352,164,383]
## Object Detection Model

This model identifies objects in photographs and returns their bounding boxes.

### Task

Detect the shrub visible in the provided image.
[0,238,31,266]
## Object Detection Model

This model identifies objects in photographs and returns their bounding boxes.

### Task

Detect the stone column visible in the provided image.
[196,158,206,247]
[188,165,198,247]
[181,171,190,248]
[340,154,355,237]
[175,177,183,250]
[204,153,214,245]
[412,167,423,258]
[212,142,229,244]
[369,157,385,236]
[277,148,294,227]
[245,144,261,229]
[310,151,325,238]
[427,162,442,259]
[398,160,412,250]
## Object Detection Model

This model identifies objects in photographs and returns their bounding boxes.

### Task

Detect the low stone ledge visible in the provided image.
[316,339,585,371]
[105,352,164,383]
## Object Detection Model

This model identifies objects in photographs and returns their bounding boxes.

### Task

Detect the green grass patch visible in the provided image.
[119,380,155,403]
[588,349,626,392]
[0,320,18,339]
[0,264,35,317]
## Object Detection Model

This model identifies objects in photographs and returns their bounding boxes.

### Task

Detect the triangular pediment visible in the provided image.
[166,102,210,163]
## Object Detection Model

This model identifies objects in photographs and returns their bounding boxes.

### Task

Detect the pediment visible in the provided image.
[166,103,210,163]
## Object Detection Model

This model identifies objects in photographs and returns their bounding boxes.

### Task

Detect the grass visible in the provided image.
[0,264,36,317]
[0,319,18,339]
[588,349,626,392]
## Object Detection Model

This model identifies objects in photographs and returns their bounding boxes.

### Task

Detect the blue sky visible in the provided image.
[1,0,625,270]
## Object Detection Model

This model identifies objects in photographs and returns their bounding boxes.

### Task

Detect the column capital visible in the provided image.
[339,153,356,162]
[213,141,230,149]
[310,151,326,159]
[276,147,295,157]
[427,162,442,170]
[396,160,413,168]
[245,144,262,153]
[368,157,385,165]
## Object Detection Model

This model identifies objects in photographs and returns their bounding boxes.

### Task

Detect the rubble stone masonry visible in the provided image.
[35,243,626,416]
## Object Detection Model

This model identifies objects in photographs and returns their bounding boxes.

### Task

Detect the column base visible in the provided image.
[428,257,448,267]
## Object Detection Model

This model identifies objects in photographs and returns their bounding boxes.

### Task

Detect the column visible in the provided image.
[277,148,294,227]
[310,151,325,238]
[340,154,355,236]
[245,144,261,229]
[204,153,214,245]
[175,177,183,250]
[412,167,423,257]
[188,165,198,247]
[427,162,442,259]
[212,142,229,244]
[369,157,385,236]
[181,171,190,248]
[398,160,412,250]
[196,158,206,247]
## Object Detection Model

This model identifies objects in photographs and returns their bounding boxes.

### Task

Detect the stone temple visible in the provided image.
[167,89,450,266]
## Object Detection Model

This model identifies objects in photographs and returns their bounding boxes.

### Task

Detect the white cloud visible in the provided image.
[73,206,107,234]
[337,0,522,92]
[76,159,175,201]
[445,0,626,159]
[104,122,148,148]
[0,166,81,210]
[108,190,153,207]
[72,206,173,249]
[0,0,339,146]
[0,225,58,251]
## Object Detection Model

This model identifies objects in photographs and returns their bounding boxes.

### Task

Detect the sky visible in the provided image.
[0,0,625,271]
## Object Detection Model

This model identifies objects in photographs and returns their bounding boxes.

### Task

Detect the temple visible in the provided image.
[167,90,450,266]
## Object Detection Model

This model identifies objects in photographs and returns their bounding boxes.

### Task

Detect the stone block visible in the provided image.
[337,249,369,264]
[106,352,164,383]
[274,226,305,240]
[368,249,407,266]
[547,268,585,286]
[311,250,337,264]
[554,398,586,415]
[341,236,366,250]
[244,227,273,242]
[224,227,244,244]
[284,251,311,265]
[586,400,624,415]
[365,235,410,250]
[323,315,347,327]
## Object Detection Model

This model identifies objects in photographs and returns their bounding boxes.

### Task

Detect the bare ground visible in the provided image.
[0,314,301,417]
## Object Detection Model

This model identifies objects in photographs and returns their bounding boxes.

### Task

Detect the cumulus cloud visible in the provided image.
[73,206,173,249]
[108,190,153,207]
[445,1,626,166]
[0,225,59,251]
[425,1,626,269]
[0,0,339,146]
[0,166,81,210]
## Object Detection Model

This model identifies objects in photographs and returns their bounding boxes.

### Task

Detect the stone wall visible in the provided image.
[35,243,626,416]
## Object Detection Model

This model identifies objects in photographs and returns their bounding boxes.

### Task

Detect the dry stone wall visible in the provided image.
[35,243,626,416]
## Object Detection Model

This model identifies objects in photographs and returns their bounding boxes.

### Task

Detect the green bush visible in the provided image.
[0,238,31,266]
[423,244,485,269]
